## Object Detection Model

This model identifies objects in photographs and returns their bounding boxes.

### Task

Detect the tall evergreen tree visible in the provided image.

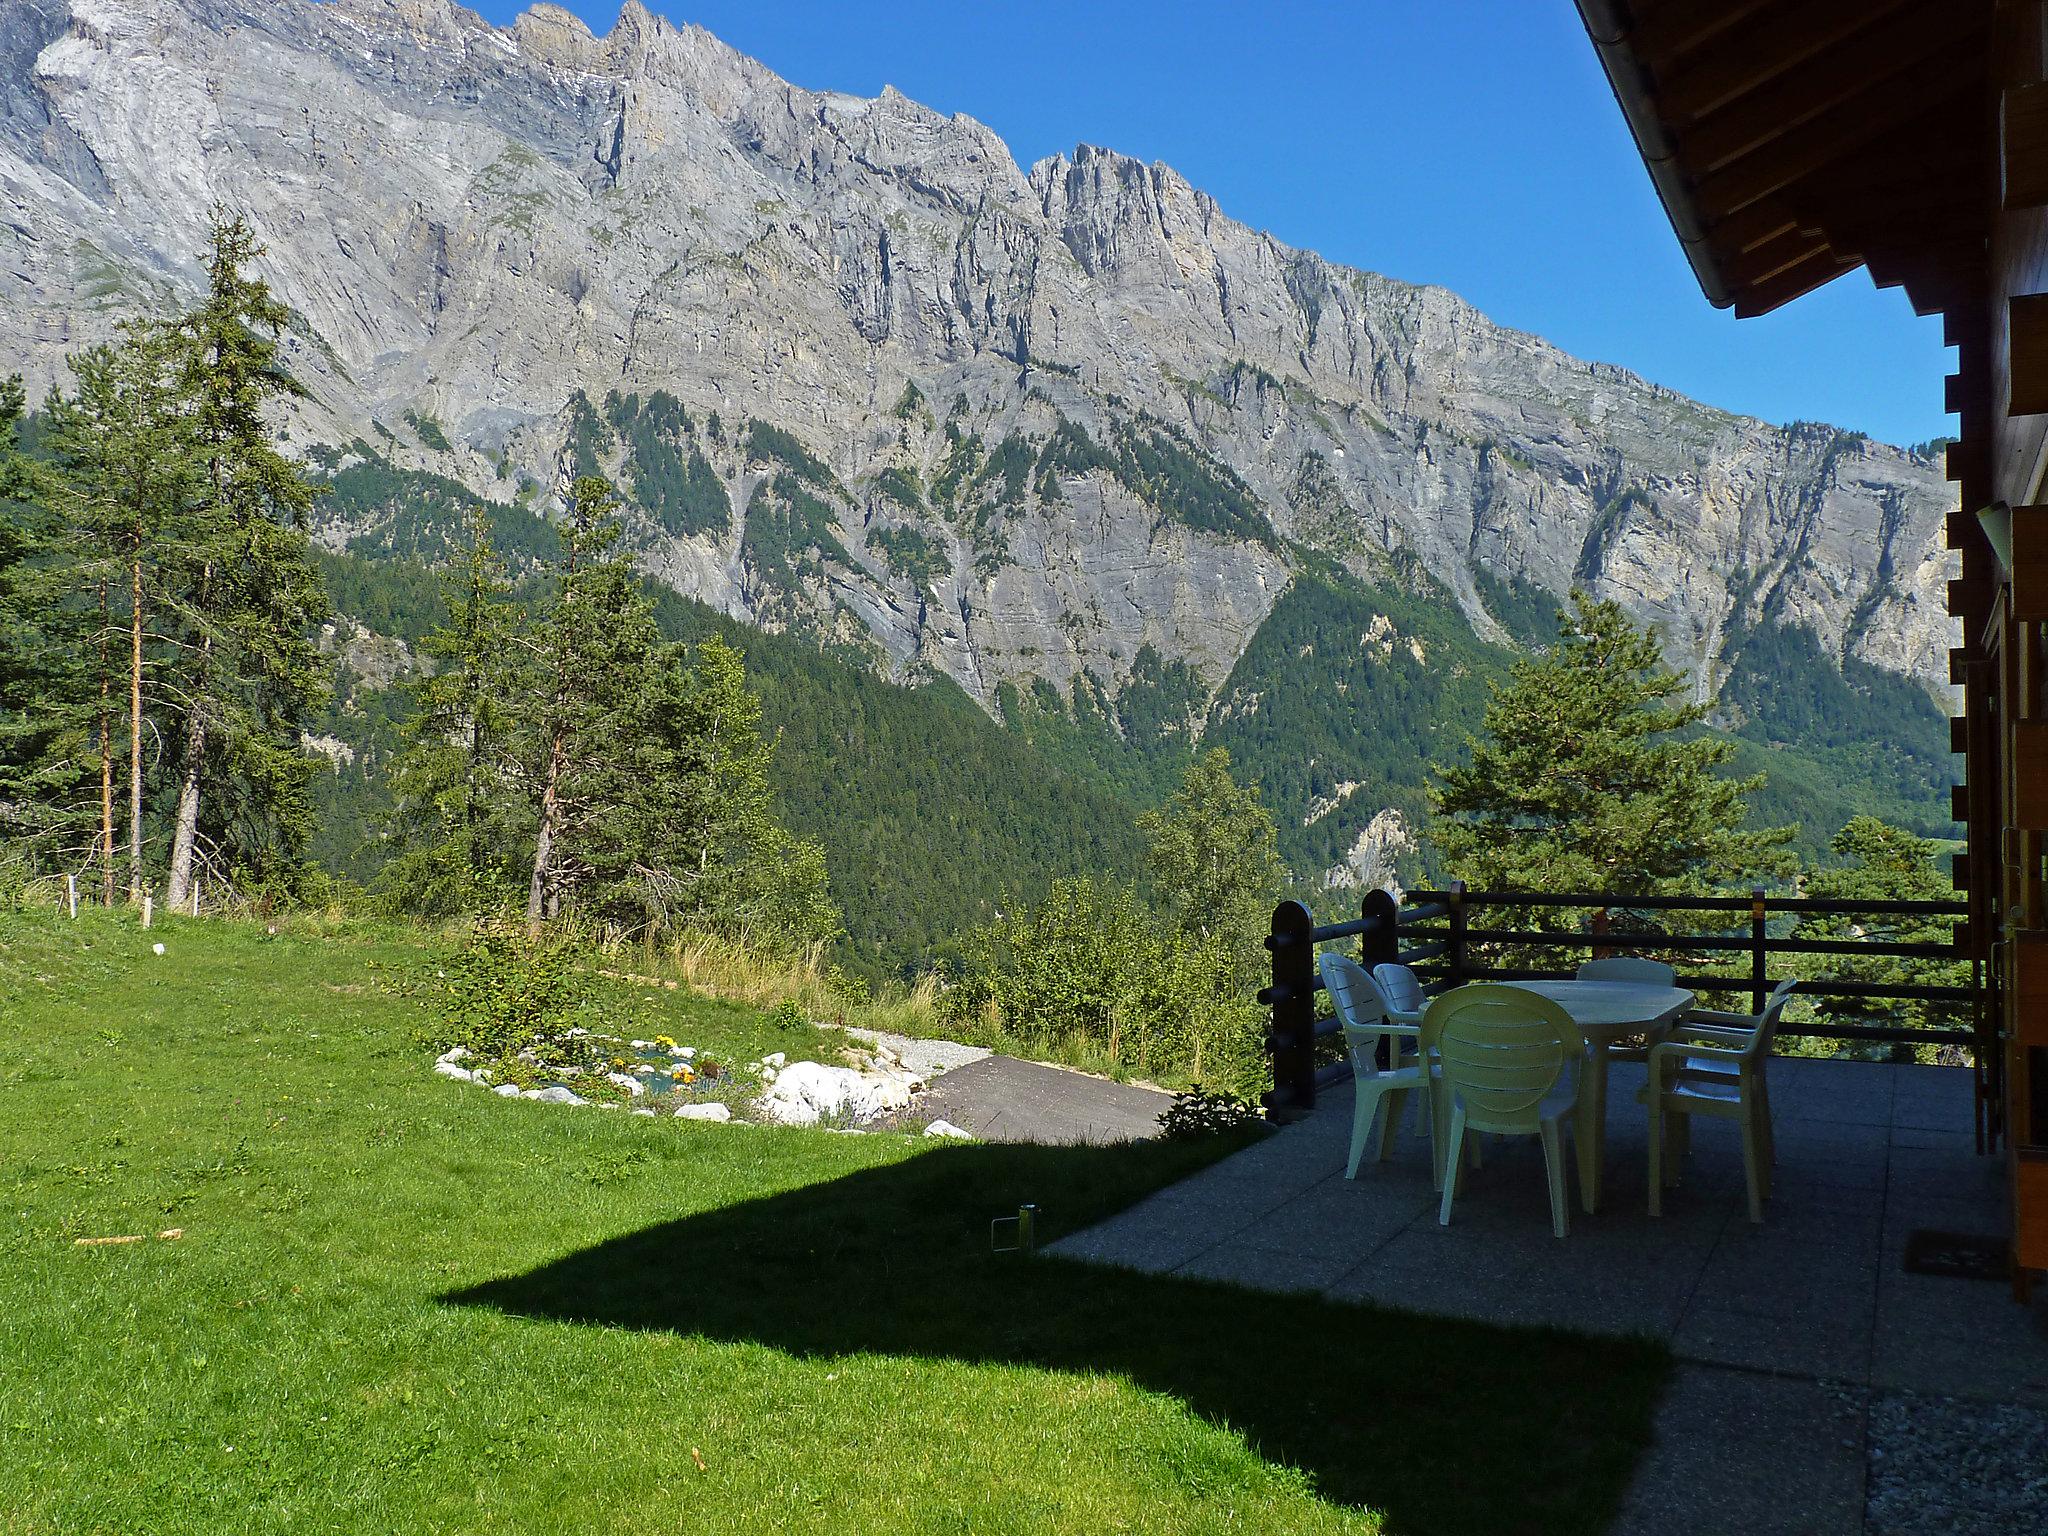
[39,326,201,900]
[0,375,99,881]
[626,635,839,952]
[380,505,526,914]
[521,475,665,929]
[1428,593,1795,903]
[163,211,329,909]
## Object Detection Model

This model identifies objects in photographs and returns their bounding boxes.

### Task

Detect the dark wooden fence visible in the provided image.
[1262,883,1987,1130]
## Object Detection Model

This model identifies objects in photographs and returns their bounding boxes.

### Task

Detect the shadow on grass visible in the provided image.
[445,1138,1668,1536]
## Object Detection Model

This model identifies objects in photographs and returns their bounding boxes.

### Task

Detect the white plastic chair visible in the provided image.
[1639,978,1796,1223]
[1372,962,1426,1022]
[1426,984,1584,1238]
[1576,956,1677,986]
[1318,953,1435,1181]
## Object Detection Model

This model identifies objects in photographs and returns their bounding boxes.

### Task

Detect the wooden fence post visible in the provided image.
[1591,905,1612,961]
[1751,888,1768,1015]
[1446,881,1468,986]
[1263,900,1316,1118]
[1359,888,1399,970]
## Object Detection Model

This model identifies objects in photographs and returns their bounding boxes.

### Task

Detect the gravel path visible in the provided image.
[835,1026,991,1080]
[1864,1389,2048,1535]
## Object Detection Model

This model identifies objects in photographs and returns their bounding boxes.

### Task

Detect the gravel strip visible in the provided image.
[1864,1388,2048,1535]
[836,1026,991,1079]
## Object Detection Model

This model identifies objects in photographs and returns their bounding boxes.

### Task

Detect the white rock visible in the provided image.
[923,1119,973,1139]
[519,1088,544,1100]
[629,1040,653,1050]
[436,1046,472,1065]
[676,1046,695,1059]
[493,1083,520,1097]
[763,1052,787,1069]
[675,1102,734,1122]
[534,1085,586,1106]
[757,1060,919,1127]
[605,1072,645,1095]
[151,942,165,956]
[433,1061,476,1082]
[632,1108,657,1117]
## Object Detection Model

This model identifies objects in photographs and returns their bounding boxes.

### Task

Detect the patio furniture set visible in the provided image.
[1320,953,1797,1238]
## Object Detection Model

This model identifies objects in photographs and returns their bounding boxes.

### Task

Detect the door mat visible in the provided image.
[1900,1229,2011,1282]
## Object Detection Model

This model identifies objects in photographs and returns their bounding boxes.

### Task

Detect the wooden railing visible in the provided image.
[1261,884,1985,1124]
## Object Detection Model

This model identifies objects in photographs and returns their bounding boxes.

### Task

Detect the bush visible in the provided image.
[1160,1085,1264,1140]
[431,920,597,1060]
[942,878,1266,1093]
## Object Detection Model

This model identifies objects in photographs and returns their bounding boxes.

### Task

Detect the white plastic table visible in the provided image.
[1520,980,1695,1213]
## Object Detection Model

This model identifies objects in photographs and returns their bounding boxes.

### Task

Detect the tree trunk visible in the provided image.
[164,695,206,912]
[127,555,144,903]
[98,579,115,905]
[525,730,566,934]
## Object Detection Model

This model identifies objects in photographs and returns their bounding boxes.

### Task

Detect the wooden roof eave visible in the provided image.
[1577,0,1734,309]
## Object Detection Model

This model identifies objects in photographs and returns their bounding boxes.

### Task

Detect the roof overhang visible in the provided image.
[1574,0,1994,318]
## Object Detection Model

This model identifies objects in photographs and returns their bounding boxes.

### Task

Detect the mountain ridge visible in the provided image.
[2,0,1956,731]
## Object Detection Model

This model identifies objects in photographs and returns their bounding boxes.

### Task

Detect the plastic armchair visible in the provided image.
[1576,956,1677,986]
[1640,978,1796,1223]
[1371,962,1426,1024]
[1425,984,1585,1238]
[1318,953,1437,1181]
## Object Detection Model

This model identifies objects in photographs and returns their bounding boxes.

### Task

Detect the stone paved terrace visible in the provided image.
[1048,1057,2048,1534]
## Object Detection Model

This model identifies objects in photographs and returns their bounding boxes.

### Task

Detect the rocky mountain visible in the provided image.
[3,0,1955,727]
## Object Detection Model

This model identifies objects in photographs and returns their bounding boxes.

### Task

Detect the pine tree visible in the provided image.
[1428,593,1795,904]
[521,475,666,930]
[380,504,526,914]
[163,210,329,909]
[628,635,839,952]
[39,326,202,901]
[0,375,101,882]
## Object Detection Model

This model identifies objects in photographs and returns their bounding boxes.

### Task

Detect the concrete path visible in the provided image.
[907,1055,1171,1144]
[1045,1057,2048,1532]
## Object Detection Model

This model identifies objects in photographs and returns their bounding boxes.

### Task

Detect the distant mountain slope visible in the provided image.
[2,0,1956,723]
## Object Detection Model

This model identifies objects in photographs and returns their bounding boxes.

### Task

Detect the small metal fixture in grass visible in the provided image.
[990,1203,1037,1254]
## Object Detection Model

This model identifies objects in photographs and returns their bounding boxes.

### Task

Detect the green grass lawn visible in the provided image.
[0,909,1668,1534]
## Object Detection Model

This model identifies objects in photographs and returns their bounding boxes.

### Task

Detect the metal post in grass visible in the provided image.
[1262,899,1316,1118]
[66,874,77,919]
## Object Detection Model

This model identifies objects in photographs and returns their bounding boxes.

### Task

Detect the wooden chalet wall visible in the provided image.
[1577,0,2048,1294]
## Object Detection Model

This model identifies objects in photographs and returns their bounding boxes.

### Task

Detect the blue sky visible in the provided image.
[470,0,1954,449]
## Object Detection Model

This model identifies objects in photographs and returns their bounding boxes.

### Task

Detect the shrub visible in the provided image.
[431,920,597,1060]
[767,997,808,1033]
[1160,1085,1264,1140]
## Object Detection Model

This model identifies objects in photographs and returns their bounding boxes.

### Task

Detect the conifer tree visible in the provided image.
[522,475,665,929]
[163,211,329,909]
[381,504,526,913]
[629,635,839,952]
[0,375,101,880]
[40,326,201,900]
[1428,593,1795,902]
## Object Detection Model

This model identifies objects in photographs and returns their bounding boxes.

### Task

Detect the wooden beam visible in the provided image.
[1731,258,1861,316]
[2011,293,2048,415]
[1707,196,1803,256]
[1677,4,1958,177]
[1692,53,1982,221]
[2016,722,2048,830]
[2012,504,2048,620]
[1947,437,1990,487]
[1952,715,1970,755]
[2003,79,2048,209]
[1629,0,1783,67]
[1652,0,1919,127]
[1719,227,1832,291]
